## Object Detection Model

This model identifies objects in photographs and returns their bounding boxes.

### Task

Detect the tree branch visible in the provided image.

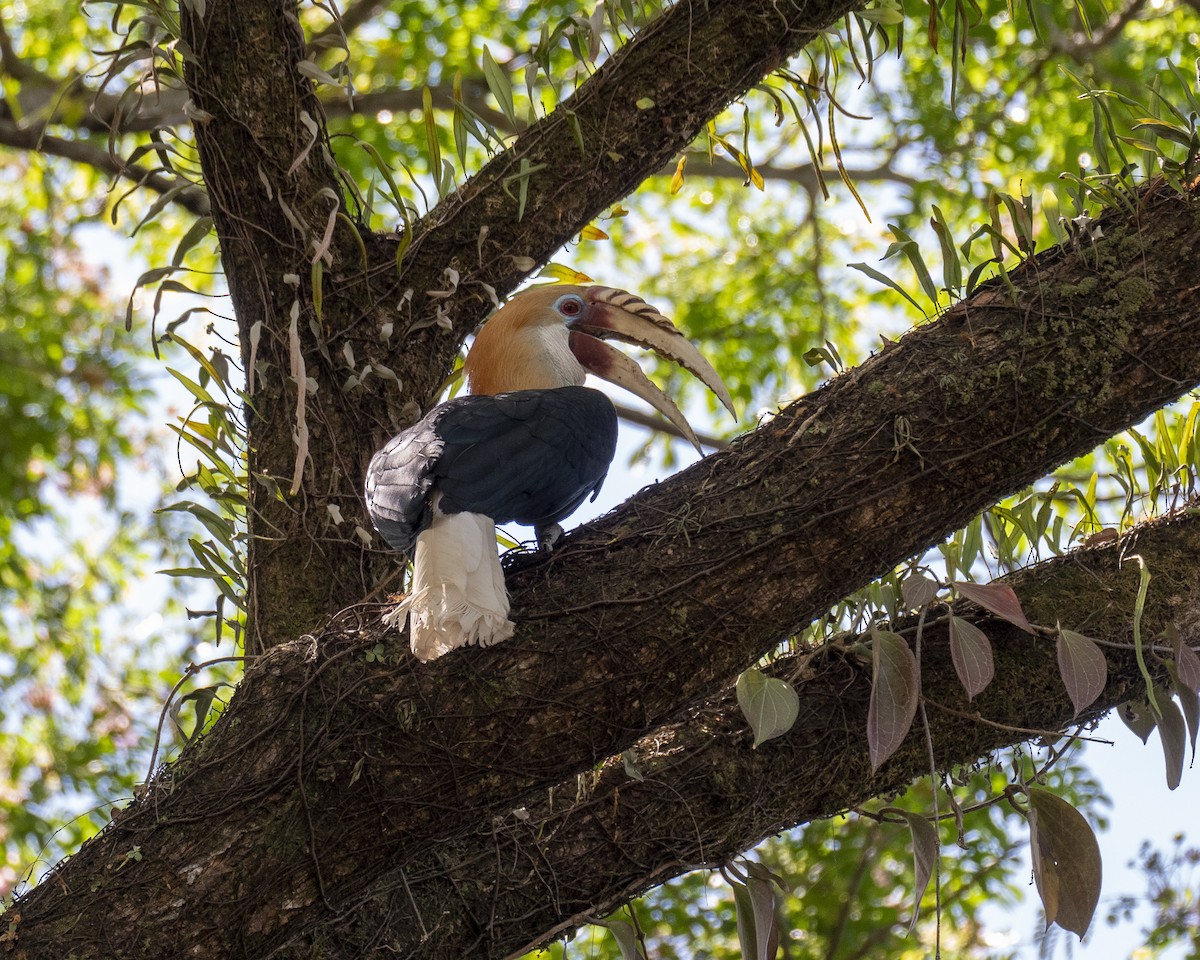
[0,118,210,216]
[172,0,874,653]
[8,176,1200,958]
[263,509,1200,960]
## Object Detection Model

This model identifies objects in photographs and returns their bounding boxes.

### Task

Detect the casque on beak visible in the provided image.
[566,286,736,453]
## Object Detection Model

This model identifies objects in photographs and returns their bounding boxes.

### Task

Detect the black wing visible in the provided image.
[364,411,445,554]
[364,386,618,554]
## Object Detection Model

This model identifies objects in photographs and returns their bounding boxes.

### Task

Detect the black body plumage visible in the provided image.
[365,385,619,554]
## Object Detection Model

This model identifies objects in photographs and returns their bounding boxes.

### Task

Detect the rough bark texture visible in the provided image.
[180,0,861,654]
[288,514,1200,960]
[7,182,1200,956]
[7,0,1200,957]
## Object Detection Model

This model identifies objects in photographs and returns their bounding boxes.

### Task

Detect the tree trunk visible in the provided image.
[178,0,864,653]
[7,0,1200,956]
[7,180,1200,956]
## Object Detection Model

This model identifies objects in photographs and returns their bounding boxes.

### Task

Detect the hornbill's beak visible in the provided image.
[567,286,736,452]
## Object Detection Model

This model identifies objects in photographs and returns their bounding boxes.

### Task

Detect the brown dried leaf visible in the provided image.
[953,580,1035,633]
[948,615,995,699]
[1056,628,1108,717]
[1027,786,1102,938]
[868,630,920,772]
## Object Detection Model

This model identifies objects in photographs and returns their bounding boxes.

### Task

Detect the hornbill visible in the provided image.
[365,284,734,661]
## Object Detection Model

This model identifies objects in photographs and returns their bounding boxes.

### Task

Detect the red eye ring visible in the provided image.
[557,295,585,318]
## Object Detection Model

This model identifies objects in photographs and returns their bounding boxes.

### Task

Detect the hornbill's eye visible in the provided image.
[556,294,585,318]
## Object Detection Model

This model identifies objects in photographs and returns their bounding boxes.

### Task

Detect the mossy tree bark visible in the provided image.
[6,0,1200,956]
[8,182,1200,956]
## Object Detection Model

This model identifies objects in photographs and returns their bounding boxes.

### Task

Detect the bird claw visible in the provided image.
[536,523,563,552]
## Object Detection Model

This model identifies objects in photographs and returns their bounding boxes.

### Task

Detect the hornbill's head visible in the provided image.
[463,284,736,450]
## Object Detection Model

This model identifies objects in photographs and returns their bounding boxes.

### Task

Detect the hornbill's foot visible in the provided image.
[535,523,563,553]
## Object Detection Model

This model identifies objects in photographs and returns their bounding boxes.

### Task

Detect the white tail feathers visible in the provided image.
[382,510,515,661]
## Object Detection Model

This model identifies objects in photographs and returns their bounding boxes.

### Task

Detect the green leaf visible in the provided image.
[929,204,963,294]
[421,85,441,183]
[1156,693,1186,791]
[736,668,800,748]
[481,44,517,128]
[1166,662,1199,763]
[901,572,939,609]
[597,917,645,960]
[730,874,757,960]
[847,261,925,312]
[885,224,939,305]
[858,2,905,24]
[744,869,779,960]
[1118,699,1158,744]
[170,215,214,267]
[169,686,220,743]
[1169,626,1200,693]
[1129,556,1161,719]
[1134,117,1196,147]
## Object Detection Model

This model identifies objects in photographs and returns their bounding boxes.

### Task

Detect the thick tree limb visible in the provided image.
[7,178,1200,958]
[175,0,868,653]
[273,510,1200,960]
[10,0,1200,957]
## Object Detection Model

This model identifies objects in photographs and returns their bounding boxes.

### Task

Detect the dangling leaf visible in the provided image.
[1056,627,1108,717]
[1118,699,1158,744]
[1027,787,1102,938]
[730,873,757,960]
[896,810,939,931]
[596,917,645,960]
[867,630,919,772]
[900,572,939,609]
[948,615,994,700]
[727,863,781,960]
[737,668,800,748]
[1169,626,1200,693]
[669,154,687,195]
[1156,693,1186,790]
[953,580,1035,633]
[1166,662,1199,761]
